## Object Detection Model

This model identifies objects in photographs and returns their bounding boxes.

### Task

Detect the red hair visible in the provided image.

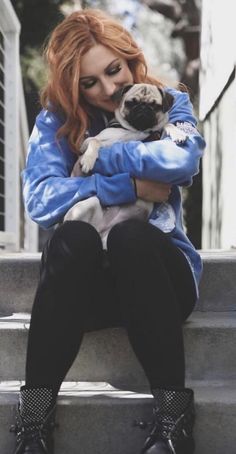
[41,8,165,154]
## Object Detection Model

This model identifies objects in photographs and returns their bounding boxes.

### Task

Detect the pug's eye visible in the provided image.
[125,99,139,108]
[151,102,162,112]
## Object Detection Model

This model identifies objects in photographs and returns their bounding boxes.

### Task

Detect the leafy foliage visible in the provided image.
[11,0,65,51]
[10,0,66,129]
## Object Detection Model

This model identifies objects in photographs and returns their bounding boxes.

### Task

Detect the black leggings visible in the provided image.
[25,220,196,395]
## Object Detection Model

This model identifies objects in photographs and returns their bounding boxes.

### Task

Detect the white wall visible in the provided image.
[200,0,236,249]
[199,0,235,120]
[202,79,236,248]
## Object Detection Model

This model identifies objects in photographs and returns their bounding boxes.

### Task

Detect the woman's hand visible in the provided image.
[135,178,172,203]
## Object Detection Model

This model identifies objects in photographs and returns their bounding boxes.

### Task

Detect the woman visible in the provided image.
[12,8,206,454]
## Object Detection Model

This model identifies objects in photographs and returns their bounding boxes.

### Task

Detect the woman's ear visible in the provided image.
[161,90,175,113]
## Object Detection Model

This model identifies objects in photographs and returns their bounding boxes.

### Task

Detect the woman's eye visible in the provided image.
[108,65,122,75]
[81,80,96,90]
[80,64,122,90]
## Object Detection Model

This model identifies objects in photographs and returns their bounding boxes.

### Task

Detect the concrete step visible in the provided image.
[0,312,235,384]
[1,380,236,454]
[0,250,236,316]
[0,253,40,316]
[197,250,236,311]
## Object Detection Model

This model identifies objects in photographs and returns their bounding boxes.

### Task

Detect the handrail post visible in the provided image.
[4,28,20,250]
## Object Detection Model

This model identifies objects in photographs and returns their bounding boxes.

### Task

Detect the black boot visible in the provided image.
[10,386,57,454]
[141,388,195,454]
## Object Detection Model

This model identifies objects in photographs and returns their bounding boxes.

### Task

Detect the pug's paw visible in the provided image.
[165,123,188,144]
[80,139,100,173]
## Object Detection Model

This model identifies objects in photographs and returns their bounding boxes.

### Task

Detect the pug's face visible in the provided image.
[112,83,174,132]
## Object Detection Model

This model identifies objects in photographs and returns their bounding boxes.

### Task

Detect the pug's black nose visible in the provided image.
[126,103,156,131]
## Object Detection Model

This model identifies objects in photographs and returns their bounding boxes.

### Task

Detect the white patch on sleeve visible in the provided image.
[149,202,176,233]
[175,122,199,135]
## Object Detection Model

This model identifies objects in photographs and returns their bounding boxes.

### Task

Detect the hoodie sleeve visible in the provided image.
[22,110,136,229]
[93,88,206,186]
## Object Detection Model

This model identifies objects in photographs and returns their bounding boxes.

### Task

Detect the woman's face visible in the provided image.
[79,44,134,112]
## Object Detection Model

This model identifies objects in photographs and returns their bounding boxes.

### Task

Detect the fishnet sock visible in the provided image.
[153,388,193,421]
[19,387,54,425]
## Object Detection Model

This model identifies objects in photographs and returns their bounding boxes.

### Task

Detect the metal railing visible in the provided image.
[0,0,38,251]
[19,73,38,252]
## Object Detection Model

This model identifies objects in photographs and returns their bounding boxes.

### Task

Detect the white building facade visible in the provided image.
[200,0,236,249]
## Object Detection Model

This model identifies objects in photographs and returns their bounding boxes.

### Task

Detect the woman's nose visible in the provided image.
[102,79,117,97]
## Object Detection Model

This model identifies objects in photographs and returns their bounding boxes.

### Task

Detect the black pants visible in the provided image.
[25,220,196,395]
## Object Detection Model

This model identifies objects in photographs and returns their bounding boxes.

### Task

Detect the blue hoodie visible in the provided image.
[22,87,206,296]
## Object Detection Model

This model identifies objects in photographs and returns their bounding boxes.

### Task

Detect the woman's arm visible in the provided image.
[22,110,136,229]
[93,88,206,186]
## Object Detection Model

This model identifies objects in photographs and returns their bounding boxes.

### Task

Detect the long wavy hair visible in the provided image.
[41,9,168,154]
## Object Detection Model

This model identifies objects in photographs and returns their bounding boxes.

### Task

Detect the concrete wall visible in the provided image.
[202,78,236,248]
[199,0,236,248]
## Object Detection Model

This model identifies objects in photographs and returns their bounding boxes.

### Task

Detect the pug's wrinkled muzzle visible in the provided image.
[126,103,157,131]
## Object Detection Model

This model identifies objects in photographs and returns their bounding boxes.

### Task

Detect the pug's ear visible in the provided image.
[160,90,175,113]
[111,84,133,103]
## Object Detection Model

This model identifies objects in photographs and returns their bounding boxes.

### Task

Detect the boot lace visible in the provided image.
[134,399,195,453]
[10,419,57,444]
[10,404,58,453]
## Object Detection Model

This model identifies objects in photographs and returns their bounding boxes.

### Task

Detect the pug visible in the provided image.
[74,83,188,174]
[65,84,188,247]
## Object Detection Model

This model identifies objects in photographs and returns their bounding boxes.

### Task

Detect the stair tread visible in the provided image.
[0,380,236,404]
[1,249,236,261]
[1,311,236,330]
[199,249,236,260]
[0,252,40,260]
[188,310,236,327]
